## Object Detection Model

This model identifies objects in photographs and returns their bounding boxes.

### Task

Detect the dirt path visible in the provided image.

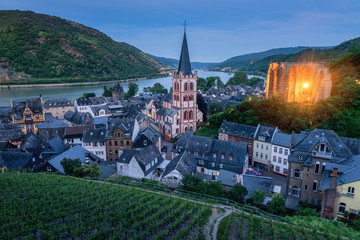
[210,208,232,240]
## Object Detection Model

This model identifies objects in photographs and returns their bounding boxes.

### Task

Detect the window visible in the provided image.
[108,141,112,146]
[274,146,277,153]
[285,149,288,155]
[338,203,346,214]
[283,168,288,174]
[213,152,217,158]
[221,153,225,159]
[261,144,263,149]
[315,161,320,174]
[220,164,223,168]
[93,142,97,147]
[115,150,118,155]
[321,162,326,174]
[273,156,276,162]
[126,141,130,146]
[292,186,300,197]
[275,166,280,172]
[189,95,194,101]
[304,185,308,191]
[115,141,118,146]
[143,140,148,146]
[294,169,301,178]
[256,143,259,148]
[279,148,283,154]
[120,141,124,146]
[184,111,187,120]
[189,111,193,119]
[283,159,287,165]
[266,145,268,150]
[184,95,188,101]
[190,83,193,90]
[260,153,263,158]
[307,167,310,173]
[212,163,215,167]
[348,187,355,195]
[265,154,268,159]
[278,157,282,164]
[229,154,233,161]
[256,152,258,157]
[198,160,204,165]
[313,180,318,192]
[184,83,188,91]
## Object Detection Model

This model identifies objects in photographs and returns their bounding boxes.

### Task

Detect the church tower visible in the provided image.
[172,28,203,134]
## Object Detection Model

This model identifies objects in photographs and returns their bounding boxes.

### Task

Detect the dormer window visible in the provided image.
[229,154,233,161]
[259,136,265,141]
[213,152,217,158]
[221,153,225,159]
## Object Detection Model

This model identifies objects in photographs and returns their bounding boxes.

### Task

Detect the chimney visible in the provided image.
[330,167,338,177]
[290,131,295,150]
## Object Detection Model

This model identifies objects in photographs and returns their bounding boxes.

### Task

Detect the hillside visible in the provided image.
[0,10,165,83]
[0,173,211,239]
[148,54,217,69]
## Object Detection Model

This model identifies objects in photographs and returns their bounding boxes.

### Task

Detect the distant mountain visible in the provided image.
[148,54,218,70]
[222,46,331,64]
[0,10,165,82]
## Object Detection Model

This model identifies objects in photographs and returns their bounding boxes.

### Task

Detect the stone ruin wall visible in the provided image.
[266,62,332,104]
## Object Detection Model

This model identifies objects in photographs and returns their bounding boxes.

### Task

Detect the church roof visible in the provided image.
[177,31,192,75]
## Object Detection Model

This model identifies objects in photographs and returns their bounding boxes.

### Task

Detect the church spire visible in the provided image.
[177,22,192,75]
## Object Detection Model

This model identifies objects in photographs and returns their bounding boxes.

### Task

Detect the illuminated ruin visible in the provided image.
[266,62,332,104]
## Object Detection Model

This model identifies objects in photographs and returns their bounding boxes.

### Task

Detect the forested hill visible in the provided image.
[210,37,360,77]
[0,10,165,82]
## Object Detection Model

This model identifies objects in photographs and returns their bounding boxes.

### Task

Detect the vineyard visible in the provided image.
[217,212,360,240]
[0,173,211,240]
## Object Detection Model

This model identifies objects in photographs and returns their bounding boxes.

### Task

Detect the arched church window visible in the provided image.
[184,111,187,120]
[190,83,193,90]
[184,95,188,101]
[184,83,188,91]
[189,111,193,119]
[189,95,194,101]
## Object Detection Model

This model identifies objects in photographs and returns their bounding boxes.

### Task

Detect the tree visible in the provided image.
[226,71,248,86]
[197,93,208,122]
[102,85,113,97]
[197,77,207,90]
[151,82,168,94]
[248,77,264,87]
[125,82,139,99]
[206,76,223,89]
[79,92,96,99]
[252,190,265,205]
[269,193,285,215]
[208,102,224,115]
[82,162,103,178]
[226,184,248,203]
[181,174,204,192]
[61,158,81,176]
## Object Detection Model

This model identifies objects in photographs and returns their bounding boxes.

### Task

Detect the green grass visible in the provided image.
[0,173,211,240]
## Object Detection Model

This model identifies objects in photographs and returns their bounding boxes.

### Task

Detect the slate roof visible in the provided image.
[0,124,23,141]
[340,137,360,155]
[42,136,66,155]
[0,142,17,152]
[0,152,43,171]
[271,132,292,148]
[124,104,143,119]
[44,98,73,108]
[319,155,360,190]
[172,131,248,173]
[156,107,179,117]
[64,111,93,125]
[108,118,135,137]
[294,129,353,158]
[12,98,43,120]
[48,145,101,173]
[21,133,41,150]
[177,31,192,75]
[217,169,239,187]
[242,174,273,198]
[64,126,92,139]
[219,121,257,139]
[163,93,173,104]
[254,124,277,143]
[118,144,164,176]
[98,161,116,179]
[83,128,107,143]
[76,97,106,106]
[162,151,197,178]
[38,127,66,145]
[142,126,161,144]
[90,105,110,116]
[133,127,160,149]
[38,115,69,128]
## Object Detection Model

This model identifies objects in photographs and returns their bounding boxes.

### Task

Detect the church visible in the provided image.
[151,29,203,140]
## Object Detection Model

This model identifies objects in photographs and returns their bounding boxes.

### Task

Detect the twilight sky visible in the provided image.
[2,0,360,62]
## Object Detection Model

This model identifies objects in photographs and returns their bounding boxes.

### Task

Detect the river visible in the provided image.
[0,70,264,107]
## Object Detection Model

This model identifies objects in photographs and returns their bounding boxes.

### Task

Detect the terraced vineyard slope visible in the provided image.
[0,173,211,239]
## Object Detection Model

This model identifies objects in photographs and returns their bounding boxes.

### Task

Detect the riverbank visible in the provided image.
[0,75,167,89]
